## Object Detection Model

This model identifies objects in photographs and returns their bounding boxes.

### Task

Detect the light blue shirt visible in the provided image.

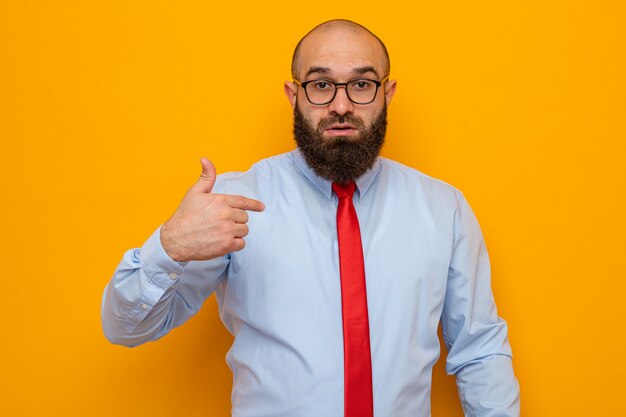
[101,149,520,417]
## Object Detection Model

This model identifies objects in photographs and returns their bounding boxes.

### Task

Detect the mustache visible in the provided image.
[317,114,366,131]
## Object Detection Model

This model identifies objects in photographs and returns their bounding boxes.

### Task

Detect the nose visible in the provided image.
[327,85,354,116]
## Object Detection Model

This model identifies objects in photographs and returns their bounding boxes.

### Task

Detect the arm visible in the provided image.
[441,193,520,417]
[100,226,229,347]
[101,158,264,347]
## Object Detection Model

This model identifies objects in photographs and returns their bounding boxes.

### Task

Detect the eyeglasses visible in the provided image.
[293,76,389,105]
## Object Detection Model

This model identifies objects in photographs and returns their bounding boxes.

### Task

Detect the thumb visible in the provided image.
[190,157,216,194]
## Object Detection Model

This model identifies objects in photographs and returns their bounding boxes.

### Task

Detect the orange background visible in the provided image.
[1,1,625,416]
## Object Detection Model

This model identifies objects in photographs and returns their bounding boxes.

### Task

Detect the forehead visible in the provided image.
[297,28,386,79]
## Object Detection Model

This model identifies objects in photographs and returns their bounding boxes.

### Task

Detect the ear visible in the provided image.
[284,81,298,109]
[384,79,397,106]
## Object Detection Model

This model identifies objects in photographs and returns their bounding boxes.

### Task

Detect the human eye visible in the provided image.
[350,79,375,90]
[310,80,334,91]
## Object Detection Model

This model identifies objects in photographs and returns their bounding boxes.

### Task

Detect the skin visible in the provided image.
[160,158,265,262]
[284,26,397,141]
[161,24,396,262]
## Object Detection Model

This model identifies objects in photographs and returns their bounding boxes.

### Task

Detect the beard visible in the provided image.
[293,104,387,184]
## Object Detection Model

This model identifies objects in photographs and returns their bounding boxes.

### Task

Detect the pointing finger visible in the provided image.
[225,195,265,212]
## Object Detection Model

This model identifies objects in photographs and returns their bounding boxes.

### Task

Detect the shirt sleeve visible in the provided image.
[101,226,230,347]
[440,193,520,416]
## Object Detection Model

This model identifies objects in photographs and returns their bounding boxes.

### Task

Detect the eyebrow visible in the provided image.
[303,65,380,79]
[353,66,379,77]
[304,66,331,78]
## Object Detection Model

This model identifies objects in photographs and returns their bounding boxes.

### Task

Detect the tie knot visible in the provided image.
[332,181,357,199]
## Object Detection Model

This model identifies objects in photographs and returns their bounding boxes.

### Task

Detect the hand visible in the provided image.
[160,158,265,262]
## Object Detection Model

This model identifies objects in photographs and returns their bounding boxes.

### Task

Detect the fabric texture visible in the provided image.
[101,149,520,417]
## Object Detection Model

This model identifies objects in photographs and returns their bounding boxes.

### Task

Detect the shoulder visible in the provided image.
[212,151,297,196]
[378,157,465,206]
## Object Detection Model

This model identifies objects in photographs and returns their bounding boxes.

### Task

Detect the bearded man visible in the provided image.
[102,19,520,417]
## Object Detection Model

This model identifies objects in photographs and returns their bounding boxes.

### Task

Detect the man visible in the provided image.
[102,19,520,417]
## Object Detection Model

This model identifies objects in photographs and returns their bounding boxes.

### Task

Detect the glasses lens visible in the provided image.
[347,79,377,104]
[305,80,336,104]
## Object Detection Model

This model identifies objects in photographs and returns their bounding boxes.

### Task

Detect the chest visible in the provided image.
[223,189,454,320]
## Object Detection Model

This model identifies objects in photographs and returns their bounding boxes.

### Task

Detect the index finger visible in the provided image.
[225,194,265,212]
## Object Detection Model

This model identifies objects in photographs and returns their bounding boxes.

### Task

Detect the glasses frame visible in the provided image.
[293,76,389,105]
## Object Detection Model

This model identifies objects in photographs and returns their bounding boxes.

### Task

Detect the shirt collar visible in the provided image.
[290,148,382,201]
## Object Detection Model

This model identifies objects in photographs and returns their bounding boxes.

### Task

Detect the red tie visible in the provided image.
[332,181,374,417]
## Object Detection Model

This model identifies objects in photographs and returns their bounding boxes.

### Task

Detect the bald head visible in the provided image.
[291,19,390,80]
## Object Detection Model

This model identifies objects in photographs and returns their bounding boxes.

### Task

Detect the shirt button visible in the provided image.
[141,303,148,310]
[168,272,178,280]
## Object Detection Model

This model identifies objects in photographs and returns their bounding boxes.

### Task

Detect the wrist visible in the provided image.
[160,223,186,262]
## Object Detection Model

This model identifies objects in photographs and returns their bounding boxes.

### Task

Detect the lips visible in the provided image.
[324,124,358,137]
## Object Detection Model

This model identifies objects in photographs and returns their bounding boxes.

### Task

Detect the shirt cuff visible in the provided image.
[140,225,188,288]
[118,227,188,333]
